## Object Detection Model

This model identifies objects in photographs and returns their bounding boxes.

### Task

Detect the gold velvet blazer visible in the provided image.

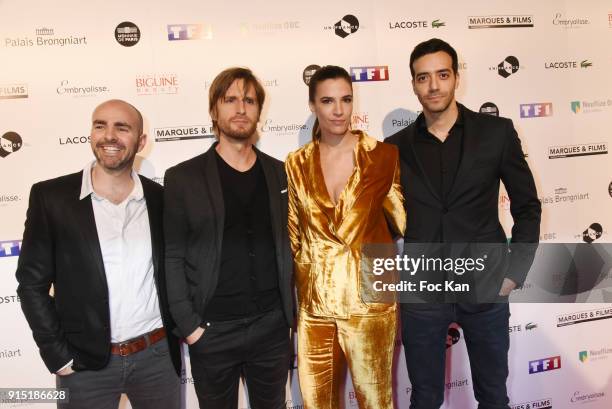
[286,131,406,318]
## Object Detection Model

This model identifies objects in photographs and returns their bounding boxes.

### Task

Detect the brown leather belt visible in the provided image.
[111,328,166,356]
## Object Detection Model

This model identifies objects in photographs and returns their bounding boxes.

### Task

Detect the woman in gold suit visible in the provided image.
[285,65,406,409]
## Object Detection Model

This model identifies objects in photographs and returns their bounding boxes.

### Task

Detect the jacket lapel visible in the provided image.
[202,143,225,248]
[447,106,480,202]
[141,176,161,277]
[257,149,286,285]
[74,185,107,288]
[309,141,337,221]
[258,149,282,249]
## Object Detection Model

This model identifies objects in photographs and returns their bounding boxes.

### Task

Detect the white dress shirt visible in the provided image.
[80,161,163,342]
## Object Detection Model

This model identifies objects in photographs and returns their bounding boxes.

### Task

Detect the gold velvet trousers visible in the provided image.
[297,309,397,409]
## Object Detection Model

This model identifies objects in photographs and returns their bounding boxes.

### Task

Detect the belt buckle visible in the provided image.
[118,342,130,356]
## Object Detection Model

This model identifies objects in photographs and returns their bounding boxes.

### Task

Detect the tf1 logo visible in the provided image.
[350,66,389,82]
[0,240,22,257]
[167,24,210,40]
[520,103,553,118]
[528,356,561,374]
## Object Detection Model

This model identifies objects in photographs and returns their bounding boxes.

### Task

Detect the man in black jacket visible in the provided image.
[16,99,181,409]
[164,67,294,409]
[385,39,541,409]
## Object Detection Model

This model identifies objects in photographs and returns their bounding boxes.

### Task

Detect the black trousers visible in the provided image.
[188,308,290,409]
[401,303,511,409]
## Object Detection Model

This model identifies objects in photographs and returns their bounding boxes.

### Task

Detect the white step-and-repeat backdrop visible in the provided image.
[1,0,611,407]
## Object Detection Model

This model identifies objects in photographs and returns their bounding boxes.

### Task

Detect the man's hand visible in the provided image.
[56,366,74,376]
[186,326,205,345]
[498,278,517,296]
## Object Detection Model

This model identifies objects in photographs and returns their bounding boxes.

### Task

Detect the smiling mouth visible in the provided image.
[99,145,123,153]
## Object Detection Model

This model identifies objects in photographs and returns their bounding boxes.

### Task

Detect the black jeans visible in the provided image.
[401,303,510,409]
[188,308,290,409]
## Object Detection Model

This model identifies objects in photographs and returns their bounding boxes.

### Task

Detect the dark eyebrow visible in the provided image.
[416,68,451,77]
[93,119,107,126]
[114,122,132,129]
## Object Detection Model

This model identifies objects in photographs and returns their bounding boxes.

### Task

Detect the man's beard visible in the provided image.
[92,142,136,172]
[421,92,454,114]
[217,118,257,141]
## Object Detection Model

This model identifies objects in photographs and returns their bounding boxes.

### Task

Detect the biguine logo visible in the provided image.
[0,131,22,158]
[548,142,608,159]
[492,56,520,78]
[351,112,369,131]
[571,101,581,113]
[557,306,612,327]
[326,15,359,38]
[578,350,588,362]
[167,24,212,40]
[388,19,446,29]
[511,398,552,409]
[582,223,603,243]
[0,240,21,257]
[115,22,140,47]
[529,356,561,374]
[154,125,214,142]
[468,15,533,29]
[0,84,28,99]
[302,64,321,85]
[479,102,499,116]
[350,66,389,82]
[136,74,178,95]
[520,103,552,118]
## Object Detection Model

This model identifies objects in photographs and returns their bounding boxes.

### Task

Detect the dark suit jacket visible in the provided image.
[385,104,541,301]
[16,171,181,375]
[163,143,295,338]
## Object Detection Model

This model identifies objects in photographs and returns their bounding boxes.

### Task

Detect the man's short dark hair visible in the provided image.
[208,67,266,135]
[409,38,458,78]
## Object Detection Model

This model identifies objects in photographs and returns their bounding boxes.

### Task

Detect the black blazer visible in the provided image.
[16,172,181,375]
[385,104,541,294]
[163,143,295,338]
